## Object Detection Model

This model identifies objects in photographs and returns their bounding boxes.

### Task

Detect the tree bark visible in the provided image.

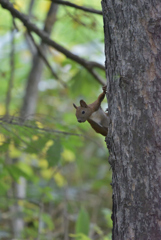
[102,1,161,239]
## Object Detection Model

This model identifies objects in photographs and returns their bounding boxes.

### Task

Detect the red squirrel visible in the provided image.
[73,86,110,136]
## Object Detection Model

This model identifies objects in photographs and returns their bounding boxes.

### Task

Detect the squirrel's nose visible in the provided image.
[78,120,82,123]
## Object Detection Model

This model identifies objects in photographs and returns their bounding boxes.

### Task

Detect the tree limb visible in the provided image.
[0,0,105,85]
[51,0,102,15]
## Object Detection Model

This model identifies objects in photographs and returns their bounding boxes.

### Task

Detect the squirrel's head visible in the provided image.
[73,100,92,123]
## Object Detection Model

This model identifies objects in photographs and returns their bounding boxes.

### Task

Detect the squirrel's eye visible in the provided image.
[82,110,85,114]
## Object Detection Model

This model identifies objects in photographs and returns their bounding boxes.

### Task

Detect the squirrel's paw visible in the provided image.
[102,85,107,93]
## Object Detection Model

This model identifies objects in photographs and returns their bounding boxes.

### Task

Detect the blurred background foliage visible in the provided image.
[0,0,112,239]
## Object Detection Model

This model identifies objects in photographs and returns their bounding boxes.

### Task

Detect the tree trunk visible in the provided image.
[12,2,58,238]
[102,1,161,239]
[21,3,58,119]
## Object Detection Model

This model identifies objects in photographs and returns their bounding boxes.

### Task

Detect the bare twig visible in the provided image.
[51,0,102,15]
[0,0,105,85]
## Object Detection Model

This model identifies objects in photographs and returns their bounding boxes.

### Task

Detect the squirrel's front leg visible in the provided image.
[98,85,107,103]
[90,85,107,111]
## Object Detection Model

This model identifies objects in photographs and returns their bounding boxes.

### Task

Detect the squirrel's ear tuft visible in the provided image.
[73,103,77,109]
[80,100,88,108]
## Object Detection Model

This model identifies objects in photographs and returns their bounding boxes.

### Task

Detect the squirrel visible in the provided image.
[73,86,110,136]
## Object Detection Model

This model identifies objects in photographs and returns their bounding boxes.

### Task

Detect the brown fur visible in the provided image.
[73,86,110,136]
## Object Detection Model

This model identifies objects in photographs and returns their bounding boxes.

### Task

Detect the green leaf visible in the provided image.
[0,140,10,153]
[76,208,90,236]
[70,233,91,240]
[42,213,55,230]
[70,68,98,97]
[102,208,113,229]
[6,165,31,181]
[0,182,9,195]
[46,139,62,167]
[24,137,48,154]
[17,162,34,179]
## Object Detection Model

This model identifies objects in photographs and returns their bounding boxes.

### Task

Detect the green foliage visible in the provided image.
[76,208,90,236]
[46,138,63,167]
[25,137,48,154]
[70,68,100,97]
[0,0,112,239]
[70,233,92,240]
[102,208,113,229]
[6,165,31,181]
[0,182,9,195]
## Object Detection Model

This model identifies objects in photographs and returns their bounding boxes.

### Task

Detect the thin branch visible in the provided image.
[1,123,38,149]
[0,115,84,137]
[0,115,106,150]
[0,0,105,85]
[1,122,81,165]
[65,7,89,28]
[0,115,106,148]
[51,0,103,15]
[27,30,67,87]
[64,7,99,32]
[88,68,105,83]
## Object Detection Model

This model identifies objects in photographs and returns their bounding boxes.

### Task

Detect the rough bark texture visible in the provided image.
[102,1,161,239]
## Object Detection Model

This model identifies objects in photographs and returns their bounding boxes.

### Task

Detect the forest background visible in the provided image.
[0,0,112,239]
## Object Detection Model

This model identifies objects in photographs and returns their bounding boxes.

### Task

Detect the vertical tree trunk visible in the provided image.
[21,3,58,119]
[13,3,58,238]
[102,1,161,239]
